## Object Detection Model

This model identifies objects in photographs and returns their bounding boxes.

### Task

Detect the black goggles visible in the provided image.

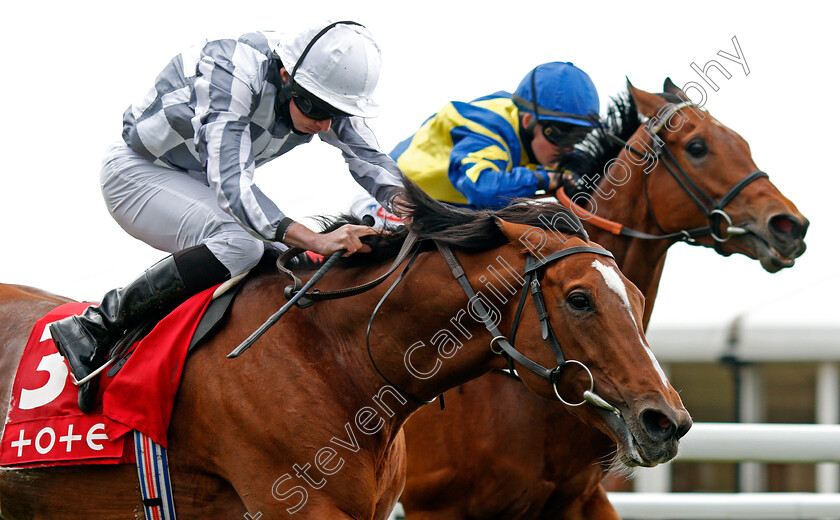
[290,84,350,121]
[541,122,592,148]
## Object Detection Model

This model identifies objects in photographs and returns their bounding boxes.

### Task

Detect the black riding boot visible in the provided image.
[50,245,230,413]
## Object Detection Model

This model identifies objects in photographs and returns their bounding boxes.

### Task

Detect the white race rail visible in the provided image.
[607,492,840,519]
[677,422,840,462]
[616,421,840,519]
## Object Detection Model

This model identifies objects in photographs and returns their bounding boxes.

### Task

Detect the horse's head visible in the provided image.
[626,79,808,272]
[493,219,692,467]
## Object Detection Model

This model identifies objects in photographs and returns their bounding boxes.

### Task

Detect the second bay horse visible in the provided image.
[400,80,808,519]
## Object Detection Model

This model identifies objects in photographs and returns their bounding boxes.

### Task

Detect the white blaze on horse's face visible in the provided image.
[591,260,670,388]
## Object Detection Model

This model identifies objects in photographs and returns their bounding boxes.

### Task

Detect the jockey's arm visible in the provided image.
[194,51,291,243]
[449,134,547,209]
[319,118,405,213]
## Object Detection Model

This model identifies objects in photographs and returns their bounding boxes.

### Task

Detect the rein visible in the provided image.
[227,231,420,357]
[557,101,768,247]
[275,231,420,306]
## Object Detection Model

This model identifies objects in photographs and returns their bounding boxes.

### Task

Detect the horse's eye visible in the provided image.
[687,139,708,157]
[567,292,592,311]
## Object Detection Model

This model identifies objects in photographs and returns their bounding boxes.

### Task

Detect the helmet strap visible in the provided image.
[524,113,537,132]
[278,98,309,135]
[519,114,538,164]
[279,20,364,119]
[531,66,540,121]
[291,21,364,79]
[512,64,595,124]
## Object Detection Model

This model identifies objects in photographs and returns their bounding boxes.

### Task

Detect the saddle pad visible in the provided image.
[0,286,217,467]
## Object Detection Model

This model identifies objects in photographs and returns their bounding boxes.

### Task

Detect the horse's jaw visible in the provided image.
[730,224,806,273]
[596,407,681,468]
[690,203,806,274]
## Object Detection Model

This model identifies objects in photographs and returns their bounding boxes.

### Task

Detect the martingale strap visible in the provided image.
[365,243,433,405]
[134,430,177,520]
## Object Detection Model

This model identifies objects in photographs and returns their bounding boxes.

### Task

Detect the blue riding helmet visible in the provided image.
[513,62,600,127]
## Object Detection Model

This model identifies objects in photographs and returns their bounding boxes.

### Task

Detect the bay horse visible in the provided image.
[0,182,691,519]
[399,80,809,520]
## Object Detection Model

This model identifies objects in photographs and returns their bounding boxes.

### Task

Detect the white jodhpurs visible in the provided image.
[100,142,281,277]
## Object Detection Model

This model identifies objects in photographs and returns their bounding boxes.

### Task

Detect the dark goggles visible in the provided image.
[290,84,350,121]
[541,122,592,148]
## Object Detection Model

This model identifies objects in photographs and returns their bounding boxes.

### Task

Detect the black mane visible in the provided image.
[301,179,588,269]
[558,91,642,198]
[559,92,684,197]
[558,90,687,198]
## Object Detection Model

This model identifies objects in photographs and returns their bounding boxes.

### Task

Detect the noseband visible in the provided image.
[436,242,621,415]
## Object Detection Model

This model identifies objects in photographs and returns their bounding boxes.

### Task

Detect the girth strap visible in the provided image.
[134,431,177,520]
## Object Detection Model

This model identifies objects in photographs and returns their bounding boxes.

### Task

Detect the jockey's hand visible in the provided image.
[547,171,562,192]
[546,169,577,193]
[282,222,378,257]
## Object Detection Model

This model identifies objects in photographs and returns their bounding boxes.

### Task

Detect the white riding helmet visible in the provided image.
[277,20,382,118]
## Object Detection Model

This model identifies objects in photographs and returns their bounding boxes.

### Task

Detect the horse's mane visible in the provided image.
[290,179,588,270]
[558,90,679,198]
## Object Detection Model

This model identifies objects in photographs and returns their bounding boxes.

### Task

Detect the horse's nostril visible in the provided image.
[769,214,807,241]
[677,420,692,439]
[641,409,676,441]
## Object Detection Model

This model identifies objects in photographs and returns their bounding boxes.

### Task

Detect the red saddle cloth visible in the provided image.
[0,286,217,467]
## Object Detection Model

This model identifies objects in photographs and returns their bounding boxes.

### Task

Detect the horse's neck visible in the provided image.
[581,149,673,326]
[281,253,502,429]
[316,251,502,413]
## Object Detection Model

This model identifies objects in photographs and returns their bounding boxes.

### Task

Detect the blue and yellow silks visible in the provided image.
[391,91,547,210]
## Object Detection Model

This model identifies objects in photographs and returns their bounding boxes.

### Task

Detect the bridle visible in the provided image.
[436,242,622,415]
[366,238,623,416]
[233,227,624,415]
[558,100,768,252]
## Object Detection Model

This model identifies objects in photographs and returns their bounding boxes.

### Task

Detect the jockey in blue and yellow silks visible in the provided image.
[391,62,601,210]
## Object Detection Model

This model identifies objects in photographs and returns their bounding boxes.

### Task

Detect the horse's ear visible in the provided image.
[663,77,685,97]
[494,217,568,255]
[494,218,536,254]
[627,79,668,118]
[494,217,519,242]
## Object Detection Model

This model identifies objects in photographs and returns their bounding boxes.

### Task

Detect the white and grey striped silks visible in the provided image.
[120,30,403,243]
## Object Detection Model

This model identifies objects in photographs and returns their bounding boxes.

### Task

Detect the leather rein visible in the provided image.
[556,101,768,251]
